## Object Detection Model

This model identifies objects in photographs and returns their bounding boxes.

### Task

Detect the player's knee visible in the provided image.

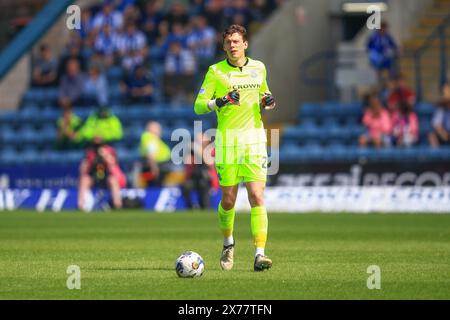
[248,190,264,207]
[221,195,236,210]
[221,199,235,210]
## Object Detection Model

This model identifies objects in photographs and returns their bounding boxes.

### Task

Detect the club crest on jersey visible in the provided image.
[250,70,258,78]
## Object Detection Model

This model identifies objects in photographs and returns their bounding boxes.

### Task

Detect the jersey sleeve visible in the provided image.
[259,62,271,96]
[194,66,216,115]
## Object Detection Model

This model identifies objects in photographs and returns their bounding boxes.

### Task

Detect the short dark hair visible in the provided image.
[222,24,247,44]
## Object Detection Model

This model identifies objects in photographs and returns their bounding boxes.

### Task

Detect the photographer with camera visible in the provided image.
[138,121,171,187]
[78,136,126,211]
[181,133,219,209]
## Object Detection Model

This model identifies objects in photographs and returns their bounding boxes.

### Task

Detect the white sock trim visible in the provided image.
[224,236,234,247]
[255,248,265,257]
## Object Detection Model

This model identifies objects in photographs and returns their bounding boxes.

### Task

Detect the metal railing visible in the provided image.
[0,0,74,80]
[300,13,450,102]
[408,13,450,101]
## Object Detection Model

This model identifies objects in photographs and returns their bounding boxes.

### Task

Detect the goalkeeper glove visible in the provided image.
[215,90,240,108]
[261,93,275,110]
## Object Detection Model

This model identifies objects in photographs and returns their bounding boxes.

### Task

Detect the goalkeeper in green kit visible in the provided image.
[194,25,276,272]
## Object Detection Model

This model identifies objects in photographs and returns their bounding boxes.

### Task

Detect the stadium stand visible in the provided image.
[280,101,450,163]
[0,0,449,179]
[1,0,281,172]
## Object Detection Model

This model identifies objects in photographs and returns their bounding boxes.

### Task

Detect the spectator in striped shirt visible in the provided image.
[94,24,120,67]
[163,41,196,102]
[92,0,124,33]
[187,15,216,73]
[117,21,147,72]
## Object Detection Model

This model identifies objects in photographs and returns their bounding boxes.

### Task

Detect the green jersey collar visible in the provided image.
[226,57,249,70]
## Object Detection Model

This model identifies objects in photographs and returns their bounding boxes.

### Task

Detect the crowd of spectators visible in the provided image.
[30,0,282,148]
[359,75,419,149]
[429,82,450,148]
[363,22,449,149]
[27,0,282,207]
[32,0,283,108]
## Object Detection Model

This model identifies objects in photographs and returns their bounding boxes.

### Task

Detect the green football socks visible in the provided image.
[251,206,268,250]
[218,202,235,239]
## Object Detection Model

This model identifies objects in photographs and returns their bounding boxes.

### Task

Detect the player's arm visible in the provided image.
[259,63,275,110]
[194,66,217,115]
[194,66,239,115]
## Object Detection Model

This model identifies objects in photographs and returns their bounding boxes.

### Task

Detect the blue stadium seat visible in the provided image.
[326,144,357,161]
[281,141,301,149]
[19,105,41,123]
[20,125,40,144]
[40,108,60,123]
[279,144,304,162]
[40,123,57,142]
[21,148,40,164]
[0,111,19,125]
[117,147,140,164]
[342,116,360,127]
[21,101,39,111]
[124,126,142,144]
[22,88,43,105]
[321,117,340,128]
[127,120,145,131]
[282,127,303,140]
[419,120,432,134]
[171,119,191,130]
[62,150,84,165]
[41,151,62,164]
[416,102,435,117]
[107,66,123,82]
[109,83,122,101]
[72,107,91,119]
[423,146,450,161]
[300,117,318,127]
[0,147,20,164]
[298,103,320,119]
[43,87,59,103]
[1,126,20,145]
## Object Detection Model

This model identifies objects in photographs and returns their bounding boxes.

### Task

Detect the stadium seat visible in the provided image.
[300,117,317,127]
[19,106,41,123]
[298,102,320,120]
[107,66,123,82]
[56,150,84,165]
[0,111,20,125]
[41,150,63,164]
[41,123,57,139]
[343,116,360,127]
[117,147,140,164]
[20,125,41,144]
[21,148,41,164]
[1,126,20,145]
[40,107,60,123]
[43,87,59,104]
[416,102,435,117]
[279,144,304,162]
[322,117,340,128]
[0,147,20,165]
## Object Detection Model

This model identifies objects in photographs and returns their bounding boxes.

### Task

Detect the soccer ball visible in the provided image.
[175,251,205,278]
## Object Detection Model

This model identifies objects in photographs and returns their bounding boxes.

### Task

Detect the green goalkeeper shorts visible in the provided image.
[215,143,268,187]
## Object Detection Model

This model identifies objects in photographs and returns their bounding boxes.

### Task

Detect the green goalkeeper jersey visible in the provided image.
[194,57,271,147]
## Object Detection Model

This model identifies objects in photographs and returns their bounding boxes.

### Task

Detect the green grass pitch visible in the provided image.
[0,210,449,299]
